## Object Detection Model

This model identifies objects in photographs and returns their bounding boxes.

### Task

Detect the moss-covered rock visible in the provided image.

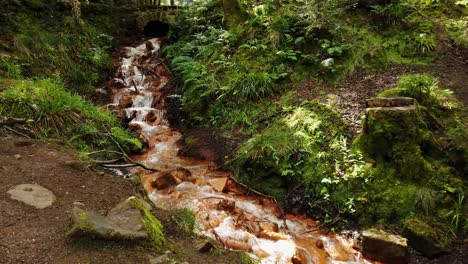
[68,206,148,241]
[68,197,165,248]
[360,98,431,181]
[402,218,451,258]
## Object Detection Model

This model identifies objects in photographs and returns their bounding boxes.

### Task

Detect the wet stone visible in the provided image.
[362,229,408,263]
[7,184,56,209]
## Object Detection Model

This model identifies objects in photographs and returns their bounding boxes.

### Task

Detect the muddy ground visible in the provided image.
[0,136,245,264]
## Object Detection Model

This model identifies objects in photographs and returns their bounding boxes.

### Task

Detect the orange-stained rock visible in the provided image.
[258,231,287,241]
[253,248,270,258]
[224,238,252,252]
[216,199,235,211]
[172,167,191,182]
[316,239,324,249]
[208,178,228,192]
[152,173,177,190]
[260,222,279,233]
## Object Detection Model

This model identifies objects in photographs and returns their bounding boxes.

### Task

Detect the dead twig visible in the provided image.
[87,150,125,156]
[298,226,323,235]
[91,158,123,164]
[131,80,139,93]
[0,117,34,126]
[99,163,139,168]
[102,125,159,172]
[2,125,31,139]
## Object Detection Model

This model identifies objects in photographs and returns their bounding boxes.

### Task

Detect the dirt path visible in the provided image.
[0,136,152,263]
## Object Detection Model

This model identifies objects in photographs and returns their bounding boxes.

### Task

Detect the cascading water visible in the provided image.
[108,38,372,264]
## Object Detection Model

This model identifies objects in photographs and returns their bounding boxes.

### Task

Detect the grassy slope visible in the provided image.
[164,0,467,241]
[0,0,143,157]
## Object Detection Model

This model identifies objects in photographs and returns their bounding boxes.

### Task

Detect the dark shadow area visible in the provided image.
[143,20,169,37]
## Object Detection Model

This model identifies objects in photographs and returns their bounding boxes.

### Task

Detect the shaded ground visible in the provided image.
[0,136,246,264]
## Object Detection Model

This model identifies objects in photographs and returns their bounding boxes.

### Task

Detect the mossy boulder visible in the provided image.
[68,196,165,248]
[360,98,432,181]
[362,228,408,263]
[402,218,451,258]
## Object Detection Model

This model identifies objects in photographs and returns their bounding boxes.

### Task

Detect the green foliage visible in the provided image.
[302,0,358,31]
[235,100,367,215]
[0,2,134,95]
[415,187,437,215]
[446,194,466,234]
[174,208,197,235]
[0,78,140,153]
[396,74,460,111]
[164,0,466,233]
[0,55,22,78]
[444,17,468,47]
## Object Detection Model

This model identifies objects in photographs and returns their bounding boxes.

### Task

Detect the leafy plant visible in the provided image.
[0,78,140,153]
[446,194,466,234]
[396,74,460,110]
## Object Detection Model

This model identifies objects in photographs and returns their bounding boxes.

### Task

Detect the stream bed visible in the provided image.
[107,38,372,264]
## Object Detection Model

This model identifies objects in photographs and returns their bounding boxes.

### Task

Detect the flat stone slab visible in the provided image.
[366,97,416,108]
[7,184,56,209]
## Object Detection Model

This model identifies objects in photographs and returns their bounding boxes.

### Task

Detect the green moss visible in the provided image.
[402,218,451,257]
[377,88,400,98]
[129,197,165,248]
[360,105,433,181]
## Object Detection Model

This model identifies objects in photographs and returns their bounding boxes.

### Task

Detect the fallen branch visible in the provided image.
[208,221,225,248]
[91,158,123,164]
[99,163,139,168]
[87,150,125,156]
[298,226,323,235]
[102,125,159,172]
[0,117,33,126]
[131,80,139,93]
[2,125,31,139]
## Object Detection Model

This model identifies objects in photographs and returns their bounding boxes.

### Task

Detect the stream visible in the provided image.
[108,38,372,264]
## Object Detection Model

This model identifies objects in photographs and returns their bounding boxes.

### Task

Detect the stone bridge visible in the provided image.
[129,0,190,34]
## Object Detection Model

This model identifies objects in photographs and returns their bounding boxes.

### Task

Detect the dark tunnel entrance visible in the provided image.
[143,20,169,38]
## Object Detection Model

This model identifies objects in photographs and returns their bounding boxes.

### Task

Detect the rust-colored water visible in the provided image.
[108,38,371,264]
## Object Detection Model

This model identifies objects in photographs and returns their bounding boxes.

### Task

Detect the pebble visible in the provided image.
[73,201,85,206]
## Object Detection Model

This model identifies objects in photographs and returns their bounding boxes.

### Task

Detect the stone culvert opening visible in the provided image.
[143,20,169,37]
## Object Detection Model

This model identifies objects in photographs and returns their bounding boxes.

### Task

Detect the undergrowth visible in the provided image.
[0,78,141,154]
[0,0,143,156]
[164,0,467,229]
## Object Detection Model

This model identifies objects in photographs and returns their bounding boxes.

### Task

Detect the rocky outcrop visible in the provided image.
[362,229,408,263]
[403,218,451,258]
[68,196,165,247]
